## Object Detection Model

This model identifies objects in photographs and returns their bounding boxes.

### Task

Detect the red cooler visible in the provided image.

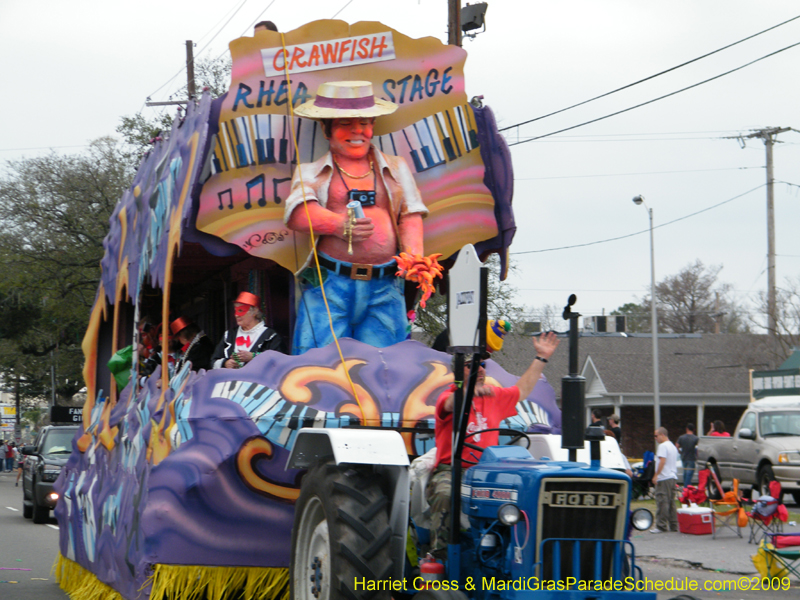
[677,506,713,535]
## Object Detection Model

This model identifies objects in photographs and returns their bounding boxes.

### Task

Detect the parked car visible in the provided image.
[21,425,79,523]
[697,396,800,502]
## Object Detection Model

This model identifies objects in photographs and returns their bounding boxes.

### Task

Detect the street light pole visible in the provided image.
[633,196,660,430]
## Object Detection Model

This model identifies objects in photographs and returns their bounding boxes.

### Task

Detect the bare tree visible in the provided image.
[756,277,800,361]
[642,260,739,334]
[414,255,526,340]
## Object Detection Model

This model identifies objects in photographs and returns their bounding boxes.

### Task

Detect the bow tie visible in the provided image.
[236,335,250,346]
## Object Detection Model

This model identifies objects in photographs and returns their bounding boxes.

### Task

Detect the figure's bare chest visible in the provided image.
[326,168,391,214]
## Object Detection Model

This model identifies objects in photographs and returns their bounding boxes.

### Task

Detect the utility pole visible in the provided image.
[731,127,791,346]
[186,40,196,100]
[146,40,197,107]
[448,0,462,47]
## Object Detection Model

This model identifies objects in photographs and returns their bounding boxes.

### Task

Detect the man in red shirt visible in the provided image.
[426,331,560,557]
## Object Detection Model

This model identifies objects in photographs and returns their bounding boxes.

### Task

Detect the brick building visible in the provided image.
[492,332,777,459]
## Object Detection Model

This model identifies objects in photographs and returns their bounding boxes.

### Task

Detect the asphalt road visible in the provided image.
[0,471,67,600]
[0,465,797,600]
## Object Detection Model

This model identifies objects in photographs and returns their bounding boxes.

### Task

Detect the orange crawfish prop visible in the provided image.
[394,252,444,308]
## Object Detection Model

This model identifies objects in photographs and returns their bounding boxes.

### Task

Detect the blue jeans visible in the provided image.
[5,457,12,472]
[292,256,408,354]
[682,460,695,488]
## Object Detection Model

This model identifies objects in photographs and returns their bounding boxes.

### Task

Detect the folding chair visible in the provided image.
[710,478,742,539]
[761,532,800,580]
[679,469,709,505]
[631,455,655,500]
[748,480,787,544]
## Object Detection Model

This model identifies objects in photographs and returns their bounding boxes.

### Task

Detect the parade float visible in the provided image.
[52,19,562,600]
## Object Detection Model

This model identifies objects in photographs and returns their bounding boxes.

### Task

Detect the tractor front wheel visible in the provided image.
[291,461,393,600]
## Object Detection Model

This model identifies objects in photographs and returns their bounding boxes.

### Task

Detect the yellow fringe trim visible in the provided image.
[54,553,290,600]
[54,554,125,600]
[148,563,289,600]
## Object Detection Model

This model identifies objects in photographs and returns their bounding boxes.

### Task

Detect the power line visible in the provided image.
[0,145,91,153]
[499,13,800,133]
[147,0,250,102]
[507,40,800,146]
[515,166,760,181]
[510,135,729,143]
[196,1,248,46]
[234,0,280,42]
[331,0,355,19]
[511,184,765,255]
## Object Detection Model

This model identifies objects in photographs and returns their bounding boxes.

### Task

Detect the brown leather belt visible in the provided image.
[317,255,396,281]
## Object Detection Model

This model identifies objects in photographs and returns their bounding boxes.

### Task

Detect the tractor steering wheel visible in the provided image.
[461,428,531,465]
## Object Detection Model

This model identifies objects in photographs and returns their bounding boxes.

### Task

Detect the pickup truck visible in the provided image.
[697,396,800,502]
[21,424,79,523]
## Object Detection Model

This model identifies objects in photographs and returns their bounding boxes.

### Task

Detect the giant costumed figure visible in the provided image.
[285,80,443,354]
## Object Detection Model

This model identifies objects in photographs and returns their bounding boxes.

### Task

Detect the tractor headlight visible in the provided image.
[630,508,653,531]
[497,503,521,526]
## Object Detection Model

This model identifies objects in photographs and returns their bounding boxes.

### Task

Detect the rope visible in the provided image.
[280,33,367,423]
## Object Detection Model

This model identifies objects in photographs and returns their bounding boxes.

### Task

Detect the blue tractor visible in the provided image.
[286,292,657,600]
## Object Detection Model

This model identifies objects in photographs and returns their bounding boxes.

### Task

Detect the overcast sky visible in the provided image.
[2,0,799,328]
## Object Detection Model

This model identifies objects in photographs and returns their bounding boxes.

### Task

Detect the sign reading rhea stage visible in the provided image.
[197,19,498,275]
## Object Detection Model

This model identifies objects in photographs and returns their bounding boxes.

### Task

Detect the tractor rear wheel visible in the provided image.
[291,461,393,600]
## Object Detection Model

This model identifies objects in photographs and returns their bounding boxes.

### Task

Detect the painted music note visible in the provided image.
[272,177,291,205]
[218,188,233,210]
[245,174,266,209]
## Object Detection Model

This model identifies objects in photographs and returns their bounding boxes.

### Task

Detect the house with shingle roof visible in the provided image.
[491,332,777,458]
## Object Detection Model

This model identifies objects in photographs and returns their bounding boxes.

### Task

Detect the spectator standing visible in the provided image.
[677,423,699,488]
[651,427,678,533]
[16,445,23,486]
[709,420,730,437]
[591,408,604,428]
[0,440,6,472]
[607,414,622,444]
[6,442,16,472]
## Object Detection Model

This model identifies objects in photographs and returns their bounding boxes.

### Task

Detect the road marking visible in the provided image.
[6,506,19,511]
[46,524,59,530]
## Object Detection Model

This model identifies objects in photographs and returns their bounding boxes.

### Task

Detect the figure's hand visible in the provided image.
[236,351,254,364]
[224,358,238,369]
[338,216,374,242]
[532,331,560,360]
[394,252,444,308]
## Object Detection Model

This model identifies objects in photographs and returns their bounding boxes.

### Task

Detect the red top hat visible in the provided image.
[234,291,260,307]
[170,317,192,336]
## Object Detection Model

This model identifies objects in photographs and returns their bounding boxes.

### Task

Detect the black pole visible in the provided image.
[450,352,480,547]
[560,295,586,461]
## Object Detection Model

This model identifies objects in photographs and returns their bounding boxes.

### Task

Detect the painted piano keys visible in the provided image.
[208,103,479,177]
[209,114,329,176]
[374,103,480,174]
[207,376,548,456]
[209,379,354,450]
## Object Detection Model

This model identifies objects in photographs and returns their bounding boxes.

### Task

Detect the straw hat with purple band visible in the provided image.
[293,81,398,120]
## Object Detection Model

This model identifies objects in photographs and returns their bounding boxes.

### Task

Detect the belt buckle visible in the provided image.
[351,263,373,281]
